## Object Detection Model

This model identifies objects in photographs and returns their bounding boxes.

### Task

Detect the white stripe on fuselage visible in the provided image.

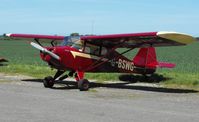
[70,51,108,62]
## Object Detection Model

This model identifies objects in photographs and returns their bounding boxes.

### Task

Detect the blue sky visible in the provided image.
[0,0,198,36]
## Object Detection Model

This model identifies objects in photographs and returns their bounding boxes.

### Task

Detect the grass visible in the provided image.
[0,39,199,88]
[0,64,55,78]
[158,71,199,88]
[0,80,12,83]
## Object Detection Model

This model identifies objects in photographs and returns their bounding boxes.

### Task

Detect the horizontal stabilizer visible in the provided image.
[158,62,176,68]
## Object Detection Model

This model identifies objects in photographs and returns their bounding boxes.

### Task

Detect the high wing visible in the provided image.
[1,33,64,42]
[0,32,196,48]
[81,31,196,48]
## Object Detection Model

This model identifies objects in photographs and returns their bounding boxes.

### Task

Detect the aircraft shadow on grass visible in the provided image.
[118,74,171,83]
[22,74,198,94]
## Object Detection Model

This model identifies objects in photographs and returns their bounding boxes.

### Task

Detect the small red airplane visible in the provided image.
[2,31,196,91]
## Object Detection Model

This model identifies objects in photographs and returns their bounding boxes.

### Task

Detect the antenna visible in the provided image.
[91,20,95,34]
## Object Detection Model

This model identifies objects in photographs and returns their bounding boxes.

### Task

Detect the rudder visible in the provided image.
[133,47,158,68]
[133,47,175,69]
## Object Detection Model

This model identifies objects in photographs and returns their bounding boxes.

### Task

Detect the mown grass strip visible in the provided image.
[0,64,199,89]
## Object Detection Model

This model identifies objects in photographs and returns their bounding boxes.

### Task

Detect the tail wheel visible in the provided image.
[78,79,89,91]
[43,76,54,88]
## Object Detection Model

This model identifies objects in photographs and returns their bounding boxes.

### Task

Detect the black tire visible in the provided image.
[78,79,89,91]
[43,76,54,88]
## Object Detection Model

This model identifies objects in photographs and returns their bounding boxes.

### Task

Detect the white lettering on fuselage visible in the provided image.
[117,59,134,71]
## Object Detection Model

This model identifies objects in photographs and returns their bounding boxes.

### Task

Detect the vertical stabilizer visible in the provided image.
[133,47,158,68]
[133,47,175,69]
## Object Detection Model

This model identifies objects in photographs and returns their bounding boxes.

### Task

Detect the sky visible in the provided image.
[0,0,198,36]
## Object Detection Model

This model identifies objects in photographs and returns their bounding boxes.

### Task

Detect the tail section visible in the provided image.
[133,47,175,69]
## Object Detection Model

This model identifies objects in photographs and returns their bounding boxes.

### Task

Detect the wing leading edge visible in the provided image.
[1,33,64,42]
[81,31,196,48]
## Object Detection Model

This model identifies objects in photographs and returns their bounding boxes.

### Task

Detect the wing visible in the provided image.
[81,31,196,48]
[1,33,64,42]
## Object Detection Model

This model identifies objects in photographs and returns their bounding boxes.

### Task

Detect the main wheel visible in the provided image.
[43,76,54,88]
[78,79,89,91]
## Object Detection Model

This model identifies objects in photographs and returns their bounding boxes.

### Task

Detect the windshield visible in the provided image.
[61,36,80,46]
[61,36,83,50]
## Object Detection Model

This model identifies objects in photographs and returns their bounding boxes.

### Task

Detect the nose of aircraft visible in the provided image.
[30,42,60,60]
[40,47,56,62]
[30,42,67,69]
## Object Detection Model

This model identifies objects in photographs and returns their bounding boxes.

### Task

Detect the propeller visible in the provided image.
[30,42,60,60]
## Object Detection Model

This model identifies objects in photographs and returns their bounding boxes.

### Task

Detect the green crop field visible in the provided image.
[0,39,199,88]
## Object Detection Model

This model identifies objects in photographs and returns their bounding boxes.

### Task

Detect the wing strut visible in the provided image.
[34,38,57,47]
[34,38,43,46]
[84,43,145,72]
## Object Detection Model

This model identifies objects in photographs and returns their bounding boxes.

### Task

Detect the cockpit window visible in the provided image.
[61,36,83,50]
[60,35,108,55]
[83,43,101,55]
[61,36,80,46]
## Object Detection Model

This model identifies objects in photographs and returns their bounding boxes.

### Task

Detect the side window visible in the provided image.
[84,47,90,53]
[90,45,100,55]
[101,47,107,55]
[84,43,100,55]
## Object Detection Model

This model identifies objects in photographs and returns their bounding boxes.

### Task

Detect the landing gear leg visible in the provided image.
[58,71,75,81]
[68,71,75,77]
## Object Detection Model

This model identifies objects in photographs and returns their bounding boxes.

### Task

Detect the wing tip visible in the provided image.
[157,31,196,44]
[3,33,12,37]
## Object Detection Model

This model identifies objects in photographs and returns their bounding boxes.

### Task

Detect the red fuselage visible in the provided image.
[40,46,156,75]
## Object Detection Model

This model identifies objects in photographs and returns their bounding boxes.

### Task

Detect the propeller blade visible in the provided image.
[30,42,45,52]
[30,42,60,60]
[45,50,60,60]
